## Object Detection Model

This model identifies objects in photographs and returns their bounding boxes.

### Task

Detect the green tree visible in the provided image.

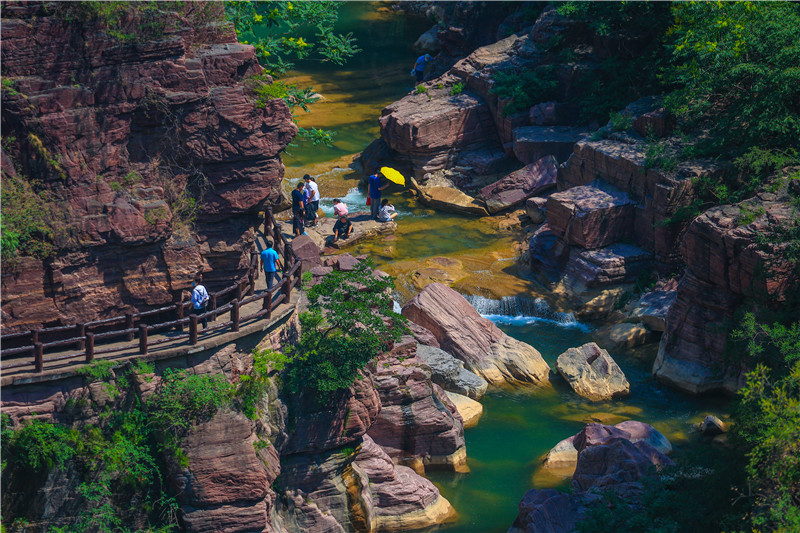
[282,261,407,397]
[666,2,800,162]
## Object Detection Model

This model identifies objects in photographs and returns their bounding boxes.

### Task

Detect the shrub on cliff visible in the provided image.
[282,260,407,397]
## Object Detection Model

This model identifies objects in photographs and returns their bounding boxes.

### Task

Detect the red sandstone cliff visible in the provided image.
[1,2,297,332]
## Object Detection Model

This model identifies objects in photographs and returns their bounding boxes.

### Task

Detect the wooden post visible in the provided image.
[209,294,217,322]
[189,315,198,345]
[283,272,292,301]
[76,323,86,350]
[263,290,273,319]
[34,342,43,373]
[139,324,148,355]
[31,328,40,345]
[125,312,134,341]
[85,333,95,363]
[236,281,243,301]
[175,302,184,332]
[248,271,255,296]
[231,300,240,332]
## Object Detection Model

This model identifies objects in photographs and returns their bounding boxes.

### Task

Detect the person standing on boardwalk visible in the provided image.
[260,240,282,290]
[304,174,320,227]
[191,277,209,329]
[368,172,390,220]
[291,182,306,237]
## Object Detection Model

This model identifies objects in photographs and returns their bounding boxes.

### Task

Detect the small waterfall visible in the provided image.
[464,295,590,330]
[392,300,402,314]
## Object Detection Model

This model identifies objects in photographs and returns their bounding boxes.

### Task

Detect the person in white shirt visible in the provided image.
[191,277,209,329]
[303,174,320,227]
[378,198,397,222]
[332,198,348,218]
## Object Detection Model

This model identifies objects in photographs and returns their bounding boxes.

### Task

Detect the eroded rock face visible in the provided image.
[556,343,630,401]
[546,185,636,250]
[654,201,797,394]
[1,4,296,331]
[172,409,280,533]
[402,283,551,386]
[367,340,467,473]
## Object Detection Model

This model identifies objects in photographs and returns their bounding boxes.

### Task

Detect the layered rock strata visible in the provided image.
[1,3,296,331]
[402,283,551,386]
[654,200,797,394]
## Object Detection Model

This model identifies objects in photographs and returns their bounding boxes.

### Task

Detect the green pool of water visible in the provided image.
[428,321,730,533]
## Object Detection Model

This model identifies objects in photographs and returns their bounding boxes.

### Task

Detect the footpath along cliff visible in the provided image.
[1,2,296,332]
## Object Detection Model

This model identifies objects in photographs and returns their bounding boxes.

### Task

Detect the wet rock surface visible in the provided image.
[416,343,489,400]
[556,343,630,401]
[402,283,551,386]
[480,156,558,214]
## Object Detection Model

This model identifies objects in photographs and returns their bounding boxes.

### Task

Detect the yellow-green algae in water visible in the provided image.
[277,4,732,533]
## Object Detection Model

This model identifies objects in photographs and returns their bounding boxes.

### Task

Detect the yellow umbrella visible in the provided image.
[380,166,406,187]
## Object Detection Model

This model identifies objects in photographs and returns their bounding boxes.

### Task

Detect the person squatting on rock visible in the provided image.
[260,240,282,290]
[378,198,397,222]
[332,215,353,243]
[369,172,390,220]
[411,53,433,83]
[303,174,320,227]
[332,198,348,217]
[291,182,306,237]
[190,276,209,329]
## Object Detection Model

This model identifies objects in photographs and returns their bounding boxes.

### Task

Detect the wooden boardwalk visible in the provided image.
[1,216,302,387]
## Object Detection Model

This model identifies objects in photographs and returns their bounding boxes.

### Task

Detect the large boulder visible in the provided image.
[562,243,653,290]
[571,437,672,495]
[546,184,636,250]
[367,340,467,473]
[416,343,489,400]
[480,155,558,214]
[355,436,457,531]
[402,283,551,386]
[508,489,585,533]
[556,343,630,401]
[444,391,484,429]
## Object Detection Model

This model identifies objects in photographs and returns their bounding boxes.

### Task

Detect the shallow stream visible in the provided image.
[282,4,729,531]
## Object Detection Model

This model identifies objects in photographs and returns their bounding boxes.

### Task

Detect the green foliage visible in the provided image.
[226,1,360,76]
[666,2,800,161]
[76,360,117,382]
[608,111,634,132]
[736,203,766,226]
[735,360,800,530]
[449,82,464,96]
[237,347,285,420]
[2,419,78,471]
[297,126,336,148]
[491,66,557,116]
[2,77,20,96]
[148,368,232,437]
[413,84,428,95]
[281,260,407,397]
[643,141,679,172]
[0,173,59,262]
[730,312,800,368]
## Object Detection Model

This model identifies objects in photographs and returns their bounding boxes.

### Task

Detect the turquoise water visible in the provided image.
[429,318,730,533]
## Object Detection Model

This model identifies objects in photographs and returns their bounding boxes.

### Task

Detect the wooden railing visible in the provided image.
[0,208,301,373]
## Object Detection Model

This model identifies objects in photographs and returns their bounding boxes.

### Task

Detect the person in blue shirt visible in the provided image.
[190,277,209,329]
[412,53,433,83]
[260,240,282,290]
[368,172,390,220]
